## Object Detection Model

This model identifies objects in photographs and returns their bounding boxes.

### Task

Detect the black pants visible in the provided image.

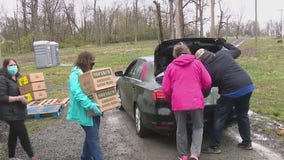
[7,120,34,158]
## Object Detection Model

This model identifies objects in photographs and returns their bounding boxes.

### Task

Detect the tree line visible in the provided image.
[0,0,281,54]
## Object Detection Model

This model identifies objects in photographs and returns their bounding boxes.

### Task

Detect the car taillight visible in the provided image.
[155,125,170,130]
[152,90,166,101]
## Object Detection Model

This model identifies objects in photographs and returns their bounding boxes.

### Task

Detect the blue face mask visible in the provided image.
[7,65,18,76]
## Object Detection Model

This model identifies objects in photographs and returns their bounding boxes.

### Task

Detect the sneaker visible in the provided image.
[189,154,199,160]
[238,142,253,150]
[178,155,188,160]
[202,147,221,154]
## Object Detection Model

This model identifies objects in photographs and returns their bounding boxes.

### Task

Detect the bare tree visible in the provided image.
[235,13,243,39]
[30,0,39,40]
[62,1,80,36]
[224,15,230,39]
[174,0,184,38]
[190,0,208,37]
[93,0,97,42]
[153,1,164,43]
[14,7,20,51]
[216,0,230,38]
[42,0,60,40]
[198,0,205,37]
[113,7,120,42]
[210,0,216,37]
[217,2,223,37]
[195,3,198,36]
[106,6,120,42]
[20,0,28,35]
[265,20,279,37]
[168,0,175,39]
[134,0,138,43]
[82,4,87,41]
[98,8,106,46]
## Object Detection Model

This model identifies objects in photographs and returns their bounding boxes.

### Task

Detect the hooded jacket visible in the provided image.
[0,69,27,121]
[162,54,212,111]
[200,42,253,95]
[66,66,97,126]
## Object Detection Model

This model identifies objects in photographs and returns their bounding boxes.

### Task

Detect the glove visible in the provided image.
[214,38,226,44]
[92,103,102,116]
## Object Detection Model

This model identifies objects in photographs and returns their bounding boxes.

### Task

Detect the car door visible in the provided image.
[119,59,145,116]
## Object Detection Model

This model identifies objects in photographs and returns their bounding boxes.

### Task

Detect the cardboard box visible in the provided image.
[87,87,121,115]
[18,73,45,87]
[19,81,46,95]
[79,67,116,95]
[24,90,47,102]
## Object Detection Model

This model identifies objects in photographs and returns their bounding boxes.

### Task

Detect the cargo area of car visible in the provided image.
[154,38,223,76]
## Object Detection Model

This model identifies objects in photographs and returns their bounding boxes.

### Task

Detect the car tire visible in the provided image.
[135,105,148,137]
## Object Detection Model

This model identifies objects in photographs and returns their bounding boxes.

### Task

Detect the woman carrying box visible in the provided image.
[0,58,37,160]
[66,51,104,160]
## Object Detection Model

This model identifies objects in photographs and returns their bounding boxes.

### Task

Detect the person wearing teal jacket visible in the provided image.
[66,51,103,160]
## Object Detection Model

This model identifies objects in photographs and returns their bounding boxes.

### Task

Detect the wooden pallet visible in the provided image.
[27,98,70,107]
[27,104,63,119]
[27,98,69,119]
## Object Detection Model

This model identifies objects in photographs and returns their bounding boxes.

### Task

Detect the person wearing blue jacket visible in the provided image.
[66,51,103,160]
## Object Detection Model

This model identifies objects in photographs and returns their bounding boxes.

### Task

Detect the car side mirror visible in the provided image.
[115,71,123,76]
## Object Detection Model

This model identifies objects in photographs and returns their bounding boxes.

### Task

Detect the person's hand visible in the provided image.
[18,95,28,104]
[214,38,226,44]
[92,103,102,116]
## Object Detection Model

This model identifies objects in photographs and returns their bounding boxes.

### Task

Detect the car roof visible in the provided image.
[138,55,154,62]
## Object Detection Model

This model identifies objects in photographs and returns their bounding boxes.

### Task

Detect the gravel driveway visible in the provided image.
[0,109,83,160]
[0,107,283,160]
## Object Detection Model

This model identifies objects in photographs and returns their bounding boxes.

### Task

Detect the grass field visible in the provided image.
[2,37,284,123]
[237,38,284,121]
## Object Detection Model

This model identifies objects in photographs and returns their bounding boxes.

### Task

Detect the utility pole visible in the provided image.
[255,0,258,47]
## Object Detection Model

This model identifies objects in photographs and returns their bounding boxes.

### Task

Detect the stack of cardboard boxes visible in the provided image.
[79,67,120,115]
[18,72,47,102]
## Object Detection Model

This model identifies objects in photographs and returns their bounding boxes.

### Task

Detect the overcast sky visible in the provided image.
[0,0,283,31]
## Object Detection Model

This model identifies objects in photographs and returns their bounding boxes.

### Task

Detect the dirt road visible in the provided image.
[1,108,283,160]
[99,109,283,160]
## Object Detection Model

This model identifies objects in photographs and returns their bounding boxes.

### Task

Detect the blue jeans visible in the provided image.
[80,116,103,160]
[209,92,252,148]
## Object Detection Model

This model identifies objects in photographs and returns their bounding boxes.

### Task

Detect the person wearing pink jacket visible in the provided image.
[162,42,212,160]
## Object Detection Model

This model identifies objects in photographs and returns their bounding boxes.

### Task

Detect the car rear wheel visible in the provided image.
[135,105,148,137]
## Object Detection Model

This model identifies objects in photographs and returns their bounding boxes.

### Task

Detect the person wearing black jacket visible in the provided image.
[195,39,254,154]
[0,58,37,160]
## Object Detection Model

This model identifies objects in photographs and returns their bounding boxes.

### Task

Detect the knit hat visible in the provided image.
[195,48,216,65]
[195,48,206,59]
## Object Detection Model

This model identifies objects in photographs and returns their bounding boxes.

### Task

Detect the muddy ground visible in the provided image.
[0,108,283,160]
